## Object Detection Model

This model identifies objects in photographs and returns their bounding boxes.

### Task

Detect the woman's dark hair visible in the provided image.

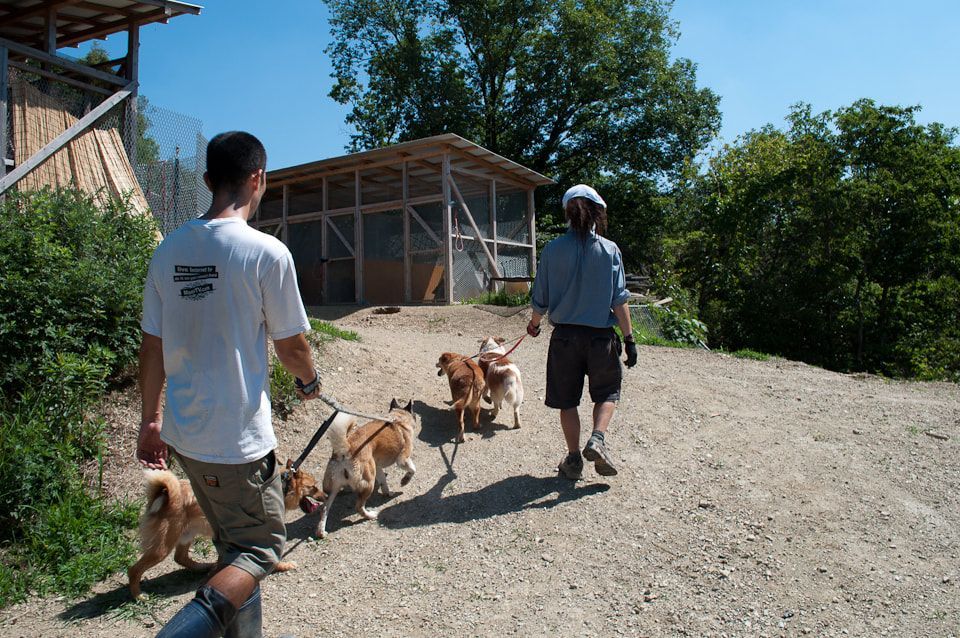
[206,131,267,194]
[565,197,607,238]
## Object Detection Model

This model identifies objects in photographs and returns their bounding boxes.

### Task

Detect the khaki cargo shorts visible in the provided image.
[174,449,286,581]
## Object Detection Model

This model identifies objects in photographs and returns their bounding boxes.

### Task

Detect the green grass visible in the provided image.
[618,322,691,349]
[307,318,360,345]
[463,290,531,307]
[731,349,771,361]
[269,355,300,420]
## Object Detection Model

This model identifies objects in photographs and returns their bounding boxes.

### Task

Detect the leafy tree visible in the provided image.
[324,0,720,265]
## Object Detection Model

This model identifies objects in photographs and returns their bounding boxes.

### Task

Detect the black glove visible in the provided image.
[624,337,638,368]
[527,321,541,337]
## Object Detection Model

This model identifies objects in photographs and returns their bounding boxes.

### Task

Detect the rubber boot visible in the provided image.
[223,586,262,638]
[155,585,238,638]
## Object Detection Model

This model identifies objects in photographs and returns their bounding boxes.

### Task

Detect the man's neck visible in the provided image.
[202,196,253,222]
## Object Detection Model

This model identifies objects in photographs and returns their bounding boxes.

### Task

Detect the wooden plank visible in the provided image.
[442,152,453,303]
[0,46,8,178]
[281,184,288,244]
[283,193,443,225]
[402,161,411,303]
[0,37,126,85]
[528,188,537,268]
[452,163,529,190]
[270,149,445,187]
[123,23,139,161]
[45,5,58,57]
[7,59,112,95]
[448,173,503,278]
[354,169,362,302]
[0,81,133,194]
[0,1,81,26]
[321,206,328,303]
[406,204,441,246]
[325,215,355,257]
[490,178,497,273]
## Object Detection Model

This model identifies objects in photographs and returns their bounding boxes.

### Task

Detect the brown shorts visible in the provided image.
[545,324,623,409]
[174,449,286,581]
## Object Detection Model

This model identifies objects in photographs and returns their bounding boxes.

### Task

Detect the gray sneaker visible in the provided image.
[557,453,583,480]
[583,436,618,476]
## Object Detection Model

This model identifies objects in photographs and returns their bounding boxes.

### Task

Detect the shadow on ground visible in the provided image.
[60,568,202,622]
[378,472,609,529]
[414,399,513,448]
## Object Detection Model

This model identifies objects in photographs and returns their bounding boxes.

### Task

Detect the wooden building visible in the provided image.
[253,134,554,305]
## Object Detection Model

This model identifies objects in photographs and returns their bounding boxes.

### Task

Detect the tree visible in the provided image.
[324,0,720,264]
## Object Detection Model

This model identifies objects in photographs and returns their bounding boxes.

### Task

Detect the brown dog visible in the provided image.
[478,336,525,429]
[436,352,485,442]
[315,399,417,538]
[128,462,321,599]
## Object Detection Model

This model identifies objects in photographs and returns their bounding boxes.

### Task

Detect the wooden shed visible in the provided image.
[253,134,554,305]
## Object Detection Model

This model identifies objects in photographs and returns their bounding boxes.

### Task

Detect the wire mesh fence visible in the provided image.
[5,58,209,236]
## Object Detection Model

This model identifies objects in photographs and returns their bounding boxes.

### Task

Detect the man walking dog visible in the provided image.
[136,131,319,637]
[527,184,638,479]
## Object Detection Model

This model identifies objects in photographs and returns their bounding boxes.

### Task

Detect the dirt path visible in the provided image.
[3,305,959,637]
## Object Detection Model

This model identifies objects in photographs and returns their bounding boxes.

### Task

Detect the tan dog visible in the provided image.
[128,462,321,599]
[315,399,417,538]
[436,352,485,442]
[478,336,524,429]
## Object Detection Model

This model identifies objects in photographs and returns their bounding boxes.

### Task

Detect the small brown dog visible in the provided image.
[436,352,485,442]
[128,462,321,599]
[478,336,525,429]
[315,399,417,538]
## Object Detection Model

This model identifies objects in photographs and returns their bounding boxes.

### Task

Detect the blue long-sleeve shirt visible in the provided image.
[530,228,631,328]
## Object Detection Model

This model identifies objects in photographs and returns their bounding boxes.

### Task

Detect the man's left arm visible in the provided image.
[611,250,637,367]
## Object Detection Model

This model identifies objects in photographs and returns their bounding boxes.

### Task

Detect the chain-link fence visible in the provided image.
[134,101,210,235]
[5,55,208,235]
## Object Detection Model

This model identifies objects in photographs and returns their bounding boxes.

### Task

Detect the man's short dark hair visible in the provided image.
[206,131,267,194]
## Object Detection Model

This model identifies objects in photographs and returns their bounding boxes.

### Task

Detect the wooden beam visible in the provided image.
[54,8,171,48]
[442,153,453,303]
[528,188,537,268]
[283,193,443,225]
[407,205,442,246]
[270,150,445,187]
[7,59,112,95]
[449,145,535,187]
[0,81,134,194]
[123,23,139,161]
[448,174,503,279]
[452,163,529,190]
[0,1,80,27]
[0,37,126,85]
[45,5,58,56]
[490,178,497,285]
[354,169,362,303]
[402,161,411,303]
[281,184,289,244]
[325,216,355,257]
[0,46,7,178]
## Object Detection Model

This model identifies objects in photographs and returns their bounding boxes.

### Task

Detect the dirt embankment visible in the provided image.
[3,305,958,638]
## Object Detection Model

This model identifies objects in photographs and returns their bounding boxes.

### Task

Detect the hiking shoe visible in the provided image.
[557,453,584,480]
[583,436,618,476]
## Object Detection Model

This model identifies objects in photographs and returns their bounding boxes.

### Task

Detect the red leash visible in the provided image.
[473,333,527,364]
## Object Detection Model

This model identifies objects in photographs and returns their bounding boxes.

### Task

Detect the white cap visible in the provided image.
[562,184,606,210]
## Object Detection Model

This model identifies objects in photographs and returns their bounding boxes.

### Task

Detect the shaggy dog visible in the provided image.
[314,399,417,538]
[477,336,525,429]
[128,462,320,599]
[436,352,485,442]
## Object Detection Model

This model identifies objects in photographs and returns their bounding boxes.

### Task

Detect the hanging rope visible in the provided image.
[453,211,465,252]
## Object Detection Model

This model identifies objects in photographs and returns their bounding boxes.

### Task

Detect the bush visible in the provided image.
[269,355,301,420]
[307,318,360,345]
[0,188,157,394]
[464,289,531,307]
[0,188,154,605]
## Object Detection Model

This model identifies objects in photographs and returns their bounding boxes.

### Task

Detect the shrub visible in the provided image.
[464,290,531,307]
[269,355,301,420]
[307,318,360,345]
[0,188,157,394]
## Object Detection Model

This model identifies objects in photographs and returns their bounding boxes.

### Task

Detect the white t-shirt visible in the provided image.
[141,217,310,464]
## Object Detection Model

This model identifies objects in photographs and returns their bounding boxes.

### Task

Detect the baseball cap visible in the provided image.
[562,184,606,209]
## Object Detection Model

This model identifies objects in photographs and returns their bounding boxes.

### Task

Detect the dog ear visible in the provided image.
[496,336,505,344]
[390,398,399,410]
[404,399,413,412]
[285,458,293,470]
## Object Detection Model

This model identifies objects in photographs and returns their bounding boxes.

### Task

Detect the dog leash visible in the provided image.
[465,332,528,363]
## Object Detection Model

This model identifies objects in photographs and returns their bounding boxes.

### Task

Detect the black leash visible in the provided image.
[281,409,340,494]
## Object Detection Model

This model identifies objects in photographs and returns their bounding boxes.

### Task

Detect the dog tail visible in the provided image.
[327,412,357,457]
[142,469,184,518]
[503,374,523,406]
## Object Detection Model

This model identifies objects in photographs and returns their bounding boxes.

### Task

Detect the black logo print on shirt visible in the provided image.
[175,265,218,300]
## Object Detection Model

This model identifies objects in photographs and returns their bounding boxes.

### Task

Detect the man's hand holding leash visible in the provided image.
[295,372,322,400]
[623,334,638,368]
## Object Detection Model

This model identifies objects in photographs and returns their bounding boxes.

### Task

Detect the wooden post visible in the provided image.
[490,178,498,289]
[322,175,328,212]
[442,152,453,303]
[321,210,328,304]
[354,169,362,303]
[528,188,537,271]
[45,6,57,61]
[402,161,411,303]
[281,184,289,244]
[124,24,140,164]
[0,46,8,178]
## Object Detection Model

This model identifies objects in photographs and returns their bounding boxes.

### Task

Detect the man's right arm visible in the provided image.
[274,333,320,400]
[137,331,168,469]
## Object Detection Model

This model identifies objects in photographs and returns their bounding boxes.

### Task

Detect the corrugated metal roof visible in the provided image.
[0,1,201,48]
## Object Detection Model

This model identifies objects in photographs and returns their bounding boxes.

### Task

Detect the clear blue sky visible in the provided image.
[74,0,960,169]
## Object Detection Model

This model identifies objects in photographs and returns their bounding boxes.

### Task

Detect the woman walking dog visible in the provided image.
[526,184,638,479]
